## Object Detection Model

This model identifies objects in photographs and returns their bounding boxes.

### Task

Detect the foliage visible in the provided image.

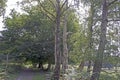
[0,0,7,16]
[0,0,79,69]
[0,0,120,80]
[61,65,120,80]
[33,73,45,80]
[0,64,6,80]
[61,66,90,80]
[1,7,54,66]
[100,72,120,80]
[69,29,88,63]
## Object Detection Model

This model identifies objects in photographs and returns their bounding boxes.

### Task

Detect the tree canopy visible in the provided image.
[0,0,120,80]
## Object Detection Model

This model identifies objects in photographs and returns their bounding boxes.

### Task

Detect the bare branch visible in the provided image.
[49,0,56,11]
[60,0,68,10]
[91,18,120,22]
[108,19,120,22]
[108,0,118,7]
[37,0,56,19]
[41,10,55,22]
[60,5,70,16]
[39,9,54,21]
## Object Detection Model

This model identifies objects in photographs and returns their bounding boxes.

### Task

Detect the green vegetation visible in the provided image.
[9,73,19,80]
[100,71,120,80]
[0,0,120,80]
[8,71,46,80]
[33,73,45,80]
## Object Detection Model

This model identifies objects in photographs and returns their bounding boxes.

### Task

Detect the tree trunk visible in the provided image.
[90,0,108,80]
[38,62,43,70]
[33,63,37,68]
[87,60,92,73]
[5,54,9,74]
[53,0,61,80]
[79,60,84,72]
[47,62,51,71]
[62,0,68,74]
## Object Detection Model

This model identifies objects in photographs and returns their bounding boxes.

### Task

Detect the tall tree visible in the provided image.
[62,0,68,74]
[0,0,7,16]
[90,0,119,79]
[53,0,61,78]
[21,1,62,79]
[90,0,108,79]
[0,0,7,79]
[32,0,70,79]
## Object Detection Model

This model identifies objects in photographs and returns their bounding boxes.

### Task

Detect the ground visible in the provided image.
[16,69,34,80]
[9,68,48,80]
[8,66,120,80]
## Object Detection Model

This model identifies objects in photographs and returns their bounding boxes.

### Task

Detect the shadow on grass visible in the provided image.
[100,72,120,80]
[8,68,46,80]
[33,72,45,80]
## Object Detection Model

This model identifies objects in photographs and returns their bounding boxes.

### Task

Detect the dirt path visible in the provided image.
[16,69,34,80]
[16,69,51,80]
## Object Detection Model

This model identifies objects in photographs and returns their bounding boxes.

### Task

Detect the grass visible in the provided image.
[100,69,120,80]
[100,72,120,80]
[83,66,120,80]
[32,72,46,80]
[3,65,120,80]
[61,65,120,80]
[8,71,46,80]
[8,73,19,80]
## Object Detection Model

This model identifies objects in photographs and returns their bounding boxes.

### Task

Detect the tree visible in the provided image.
[90,0,119,80]
[0,0,7,79]
[90,0,108,79]
[62,0,68,74]
[2,7,55,68]
[0,0,7,16]
[1,0,79,77]
[21,0,73,79]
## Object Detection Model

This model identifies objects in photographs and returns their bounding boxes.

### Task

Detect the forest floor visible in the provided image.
[9,68,48,80]
[16,69,33,80]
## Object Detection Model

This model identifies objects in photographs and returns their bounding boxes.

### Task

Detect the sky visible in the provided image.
[0,0,22,31]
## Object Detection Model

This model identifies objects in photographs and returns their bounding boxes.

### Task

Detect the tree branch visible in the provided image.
[60,5,70,16]
[60,0,68,10]
[108,19,120,22]
[108,0,118,7]
[41,10,55,22]
[49,0,56,11]
[91,18,120,22]
[37,0,56,19]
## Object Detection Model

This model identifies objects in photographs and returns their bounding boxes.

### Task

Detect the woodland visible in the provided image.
[0,0,120,80]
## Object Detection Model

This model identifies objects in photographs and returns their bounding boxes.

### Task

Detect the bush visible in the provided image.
[0,65,9,80]
[61,66,90,80]
[8,65,22,73]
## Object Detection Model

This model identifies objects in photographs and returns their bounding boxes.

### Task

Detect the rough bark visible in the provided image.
[87,60,92,73]
[62,0,68,74]
[5,54,9,74]
[47,62,51,71]
[52,0,61,80]
[90,0,108,80]
[79,60,84,72]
